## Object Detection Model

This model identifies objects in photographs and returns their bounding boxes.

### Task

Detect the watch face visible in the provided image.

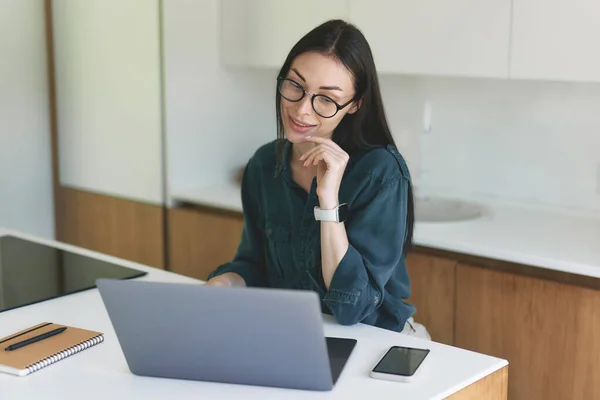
[337,203,349,222]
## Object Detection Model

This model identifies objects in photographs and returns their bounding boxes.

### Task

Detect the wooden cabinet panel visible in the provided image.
[168,207,244,280]
[406,252,457,345]
[349,0,511,78]
[456,264,600,400]
[57,187,164,269]
[511,0,600,82]
[446,366,508,400]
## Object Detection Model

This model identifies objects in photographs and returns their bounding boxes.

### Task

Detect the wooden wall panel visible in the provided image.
[446,366,508,400]
[456,264,600,400]
[57,187,164,269]
[406,252,457,345]
[168,207,244,281]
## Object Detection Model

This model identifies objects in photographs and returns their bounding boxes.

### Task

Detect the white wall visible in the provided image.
[52,0,164,205]
[163,0,275,201]
[380,75,600,214]
[0,0,55,238]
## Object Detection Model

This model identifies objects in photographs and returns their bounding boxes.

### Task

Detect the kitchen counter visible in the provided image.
[171,183,600,279]
[0,228,507,399]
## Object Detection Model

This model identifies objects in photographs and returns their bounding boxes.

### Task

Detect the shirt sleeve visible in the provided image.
[322,173,410,326]
[206,160,266,287]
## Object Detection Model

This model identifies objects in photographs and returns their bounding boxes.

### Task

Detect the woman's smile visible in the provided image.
[288,115,317,134]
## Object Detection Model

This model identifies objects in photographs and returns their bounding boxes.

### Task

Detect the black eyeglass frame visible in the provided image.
[276,77,355,118]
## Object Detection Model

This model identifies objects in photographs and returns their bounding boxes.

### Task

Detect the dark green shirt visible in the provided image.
[208,139,416,332]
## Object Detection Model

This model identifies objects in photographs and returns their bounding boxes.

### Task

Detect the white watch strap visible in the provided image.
[314,206,338,222]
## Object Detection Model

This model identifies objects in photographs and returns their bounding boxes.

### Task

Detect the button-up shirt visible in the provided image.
[208,139,415,332]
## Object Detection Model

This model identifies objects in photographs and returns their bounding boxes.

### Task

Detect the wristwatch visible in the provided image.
[314,203,349,223]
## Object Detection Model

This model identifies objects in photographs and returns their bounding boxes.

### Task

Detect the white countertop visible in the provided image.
[0,228,507,399]
[173,183,247,213]
[172,183,600,279]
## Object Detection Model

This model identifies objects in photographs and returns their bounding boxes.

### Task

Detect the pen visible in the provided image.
[0,322,53,345]
[4,327,67,351]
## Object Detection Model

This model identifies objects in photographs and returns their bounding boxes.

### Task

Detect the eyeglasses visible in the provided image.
[277,77,355,118]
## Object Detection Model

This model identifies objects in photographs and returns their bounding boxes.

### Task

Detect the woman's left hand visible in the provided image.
[299,136,349,207]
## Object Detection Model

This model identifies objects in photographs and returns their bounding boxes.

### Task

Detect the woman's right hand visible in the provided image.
[204,272,246,287]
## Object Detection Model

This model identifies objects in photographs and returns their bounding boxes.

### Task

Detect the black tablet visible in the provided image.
[0,235,147,313]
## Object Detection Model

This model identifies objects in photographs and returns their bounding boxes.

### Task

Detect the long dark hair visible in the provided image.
[275,19,415,256]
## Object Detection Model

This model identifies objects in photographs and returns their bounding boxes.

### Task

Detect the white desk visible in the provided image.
[0,228,507,400]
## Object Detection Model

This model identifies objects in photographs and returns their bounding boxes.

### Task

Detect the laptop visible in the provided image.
[96,278,357,391]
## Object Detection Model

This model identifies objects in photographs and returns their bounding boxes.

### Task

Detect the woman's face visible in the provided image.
[280,52,358,143]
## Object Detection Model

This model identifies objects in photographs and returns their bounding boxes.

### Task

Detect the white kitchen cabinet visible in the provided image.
[510,0,600,82]
[0,0,54,238]
[221,0,348,69]
[52,0,164,205]
[348,0,511,78]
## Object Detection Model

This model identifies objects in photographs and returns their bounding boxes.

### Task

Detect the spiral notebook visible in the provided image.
[0,322,104,377]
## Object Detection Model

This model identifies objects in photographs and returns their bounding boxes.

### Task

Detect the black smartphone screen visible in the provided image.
[372,346,430,376]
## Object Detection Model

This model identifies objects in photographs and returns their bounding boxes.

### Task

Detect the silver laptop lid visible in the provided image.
[96,279,335,391]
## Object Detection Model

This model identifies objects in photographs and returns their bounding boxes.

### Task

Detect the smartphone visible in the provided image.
[369,346,430,382]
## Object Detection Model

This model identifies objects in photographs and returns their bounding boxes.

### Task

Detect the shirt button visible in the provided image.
[374,296,379,304]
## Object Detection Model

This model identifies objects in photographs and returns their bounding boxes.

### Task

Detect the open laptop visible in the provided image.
[96,279,357,391]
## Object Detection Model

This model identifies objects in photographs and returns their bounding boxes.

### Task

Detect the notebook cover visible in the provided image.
[0,322,103,375]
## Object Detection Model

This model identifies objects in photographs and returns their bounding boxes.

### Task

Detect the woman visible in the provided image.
[206,19,430,339]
